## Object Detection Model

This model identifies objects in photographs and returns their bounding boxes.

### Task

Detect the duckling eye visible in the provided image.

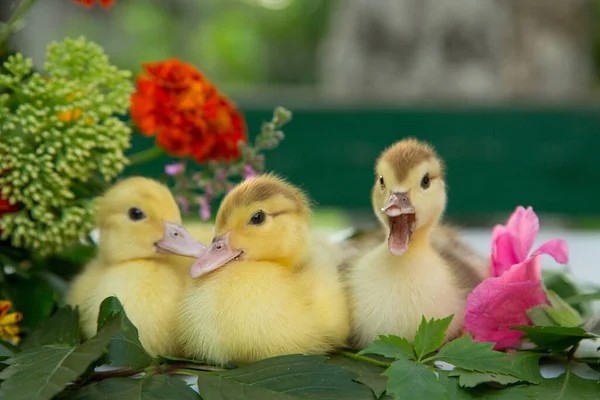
[128,207,146,221]
[379,176,385,189]
[249,211,266,225]
[421,173,431,189]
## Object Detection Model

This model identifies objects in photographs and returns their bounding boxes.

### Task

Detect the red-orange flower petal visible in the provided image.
[130,58,247,163]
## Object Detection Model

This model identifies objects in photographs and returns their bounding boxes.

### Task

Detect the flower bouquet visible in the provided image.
[0,1,599,400]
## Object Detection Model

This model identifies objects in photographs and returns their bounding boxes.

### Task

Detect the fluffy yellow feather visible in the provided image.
[348,138,470,348]
[177,174,350,365]
[66,177,205,356]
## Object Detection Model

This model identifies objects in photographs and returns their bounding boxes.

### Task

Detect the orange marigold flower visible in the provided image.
[0,300,22,344]
[57,107,83,122]
[72,0,115,8]
[130,58,248,163]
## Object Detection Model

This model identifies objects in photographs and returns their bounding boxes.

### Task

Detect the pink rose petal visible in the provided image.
[466,205,570,351]
[491,227,520,277]
[505,206,539,262]
[465,278,547,350]
[500,256,542,285]
[532,239,569,265]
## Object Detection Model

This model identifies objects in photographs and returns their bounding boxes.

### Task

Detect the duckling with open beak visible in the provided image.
[348,138,473,348]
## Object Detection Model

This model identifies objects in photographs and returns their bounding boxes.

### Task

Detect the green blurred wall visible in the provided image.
[124,105,600,218]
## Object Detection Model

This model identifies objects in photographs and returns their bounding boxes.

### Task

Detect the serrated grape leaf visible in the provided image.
[383,359,445,400]
[21,306,80,349]
[62,375,200,400]
[413,315,453,360]
[437,372,479,400]
[433,336,542,383]
[358,335,415,361]
[448,368,520,388]
[0,314,121,400]
[196,354,375,400]
[513,325,596,352]
[327,354,387,398]
[486,369,600,399]
[96,296,153,369]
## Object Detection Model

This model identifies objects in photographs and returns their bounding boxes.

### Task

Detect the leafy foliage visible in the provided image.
[448,369,520,388]
[0,313,121,400]
[358,335,415,361]
[0,293,599,399]
[96,297,152,369]
[413,315,453,360]
[63,375,200,400]
[432,336,542,383]
[196,354,374,400]
[20,306,80,349]
[384,359,445,400]
[326,355,388,399]
[513,325,597,352]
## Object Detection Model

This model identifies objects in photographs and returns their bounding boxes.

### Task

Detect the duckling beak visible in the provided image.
[381,192,416,256]
[189,231,243,278]
[155,221,206,258]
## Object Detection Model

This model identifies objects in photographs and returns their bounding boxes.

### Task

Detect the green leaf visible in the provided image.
[383,359,445,400]
[527,306,557,327]
[0,339,20,354]
[487,368,600,399]
[543,271,586,315]
[0,314,121,400]
[358,335,415,361]
[566,291,600,305]
[448,368,521,388]
[96,296,153,369]
[433,336,542,383]
[413,315,454,360]
[327,354,387,398]
[62,375,200,400]
[7,275,56,329]
[20,306,80,349]
[545,290,583,327]
[196,354,375,400]
[437,372,480,400]
[513,325,596,352]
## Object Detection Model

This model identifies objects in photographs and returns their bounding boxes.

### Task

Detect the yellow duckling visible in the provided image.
[348,138,470,349]
[177,174,350,365]
[66,177,205,356]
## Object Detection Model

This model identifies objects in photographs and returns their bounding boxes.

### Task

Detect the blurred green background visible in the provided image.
[7,0,600,230]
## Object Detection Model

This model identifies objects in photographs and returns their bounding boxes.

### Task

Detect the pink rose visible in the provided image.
[464,206,569,350]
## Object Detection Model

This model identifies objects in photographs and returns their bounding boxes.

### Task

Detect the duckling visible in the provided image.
[341,224,488,292]
[348,138,471,348]
[66,177,205,356]
[177,174,350,365]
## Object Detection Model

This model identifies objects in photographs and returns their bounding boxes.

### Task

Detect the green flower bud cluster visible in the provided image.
[0,37,134,255]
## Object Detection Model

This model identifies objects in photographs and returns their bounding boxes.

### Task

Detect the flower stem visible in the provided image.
[0,0,38,46]
[87,367,143,381]
[339,350,392,368]
[127,146,166,166]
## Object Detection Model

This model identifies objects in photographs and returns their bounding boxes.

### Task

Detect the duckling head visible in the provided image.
[189,174,310,278]
[97,177,205,264]
[372,138,446,256]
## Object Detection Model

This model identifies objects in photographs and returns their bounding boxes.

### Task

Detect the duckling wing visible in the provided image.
[431,224,489,293]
